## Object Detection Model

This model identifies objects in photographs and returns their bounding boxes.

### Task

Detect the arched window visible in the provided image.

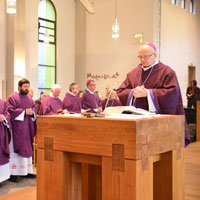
[190,0,195,14]
[181,0,186,9]
[172,0,178,6]
[38,0,56,96]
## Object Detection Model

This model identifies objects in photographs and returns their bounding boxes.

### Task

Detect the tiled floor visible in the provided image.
[0,167,36,196]
[0,177,36,196]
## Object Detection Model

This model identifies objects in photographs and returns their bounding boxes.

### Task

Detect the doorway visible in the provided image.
[188,65,196,86]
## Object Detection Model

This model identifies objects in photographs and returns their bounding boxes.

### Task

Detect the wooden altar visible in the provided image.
[37,115,185,200]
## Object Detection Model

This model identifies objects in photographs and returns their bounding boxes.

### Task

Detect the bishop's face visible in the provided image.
[138,47,157,67]
[72,85,80,95]
[19,83,30,95]
[88,81,96,92]
[52,88,61,98]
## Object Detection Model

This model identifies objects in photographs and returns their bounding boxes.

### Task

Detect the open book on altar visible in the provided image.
[103,106,156,115]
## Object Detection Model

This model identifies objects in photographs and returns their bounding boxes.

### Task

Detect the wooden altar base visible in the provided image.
[37,115,185,200]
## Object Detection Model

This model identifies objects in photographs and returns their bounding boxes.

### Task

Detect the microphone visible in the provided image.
[104,82,118,113]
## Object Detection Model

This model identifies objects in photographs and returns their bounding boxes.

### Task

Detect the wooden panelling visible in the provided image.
[68,153,101,166]
[44,137,53,161]
[37,115,184,160]
[136,157,153,200]
[37,115,185,200]
[37,116,137,159]
[81,164,101,200]
[196,101,200,141]
[37,149,70,200]
[102,157,136,200]
[153,151,173,200]
[1,142,200,200]
[185,141,200,200]
[112,144,124,172]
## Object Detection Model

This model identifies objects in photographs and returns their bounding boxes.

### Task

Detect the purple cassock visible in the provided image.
[0,99,11,165]
[40,95,65,115]
[82,90,101,112]
[101,98,122,111]
[63,93,82,113]
[117,62,190,145]
[7,92,37,158]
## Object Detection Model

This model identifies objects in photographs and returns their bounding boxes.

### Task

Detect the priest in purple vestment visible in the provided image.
[117,42,190,146]
[102,89,122,111]
[63,83,82,113]
[40,84,67,115]
[82,80,102,112]
[0,99,11,184]
[7,78,37,182]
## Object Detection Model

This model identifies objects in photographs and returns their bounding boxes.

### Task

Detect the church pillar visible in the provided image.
[6,13,15,98]
[6,0,26,98]
[75,1,86,90]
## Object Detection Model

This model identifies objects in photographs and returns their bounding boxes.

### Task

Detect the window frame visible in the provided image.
[38,0,57,96]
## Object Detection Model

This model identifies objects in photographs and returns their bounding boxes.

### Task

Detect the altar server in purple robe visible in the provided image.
[102,89,122,111]
[117,42,190,146]
[7,78,37,182]
[82,80,102,112]
[40,84,67,115]
[63,83,82,113]
[0,99,11,185]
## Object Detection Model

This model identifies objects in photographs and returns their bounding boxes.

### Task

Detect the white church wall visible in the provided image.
[82,0,156,95]
[25,0,75,100]
[160,0,200,106]
[0,0,6,99]
[53,0,75,100]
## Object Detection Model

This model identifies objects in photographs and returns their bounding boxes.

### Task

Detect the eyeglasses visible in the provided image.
[138,53,154,60]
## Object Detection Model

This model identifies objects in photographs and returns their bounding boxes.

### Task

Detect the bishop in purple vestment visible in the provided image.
[63,83,82,113]
[0,99,11,183]
[7,78,37,180]
[117,42,190,146]
[82,80,102,112]
[40,84,67,115]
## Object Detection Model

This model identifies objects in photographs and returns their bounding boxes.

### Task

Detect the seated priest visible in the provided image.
[117,42,190,146]
[102,89,122,111]
[40,84,67,115]
[82,80,102,113]
[63,83,82,113]
[0,99,11,186]
[7,78,37,182]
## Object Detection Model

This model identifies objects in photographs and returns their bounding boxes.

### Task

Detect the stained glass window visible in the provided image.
[190,0,195,14]
[181,0,186,9]
[172,0,178,6]
[38,0,56,96]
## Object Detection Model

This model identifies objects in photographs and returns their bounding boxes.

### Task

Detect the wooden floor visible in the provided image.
[185,141,200,200]
[0,142,200,200]
[0,187,36,200]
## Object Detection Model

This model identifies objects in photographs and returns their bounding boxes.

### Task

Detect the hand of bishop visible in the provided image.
[26,108,33,116]
[133,86,148,98]
[0,114,6,122]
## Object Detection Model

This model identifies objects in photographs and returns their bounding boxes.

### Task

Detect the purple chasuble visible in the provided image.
[117,62,190,144]
[63,93,82,113]
[7,92,37,158]
[40,95,65,115]
[0,99,11,165]
[101,98,122,111]
[82,91,101,112]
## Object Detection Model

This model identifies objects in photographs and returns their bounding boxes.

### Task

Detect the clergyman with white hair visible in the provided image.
[117,42,190,147]
[40,84,67,115]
